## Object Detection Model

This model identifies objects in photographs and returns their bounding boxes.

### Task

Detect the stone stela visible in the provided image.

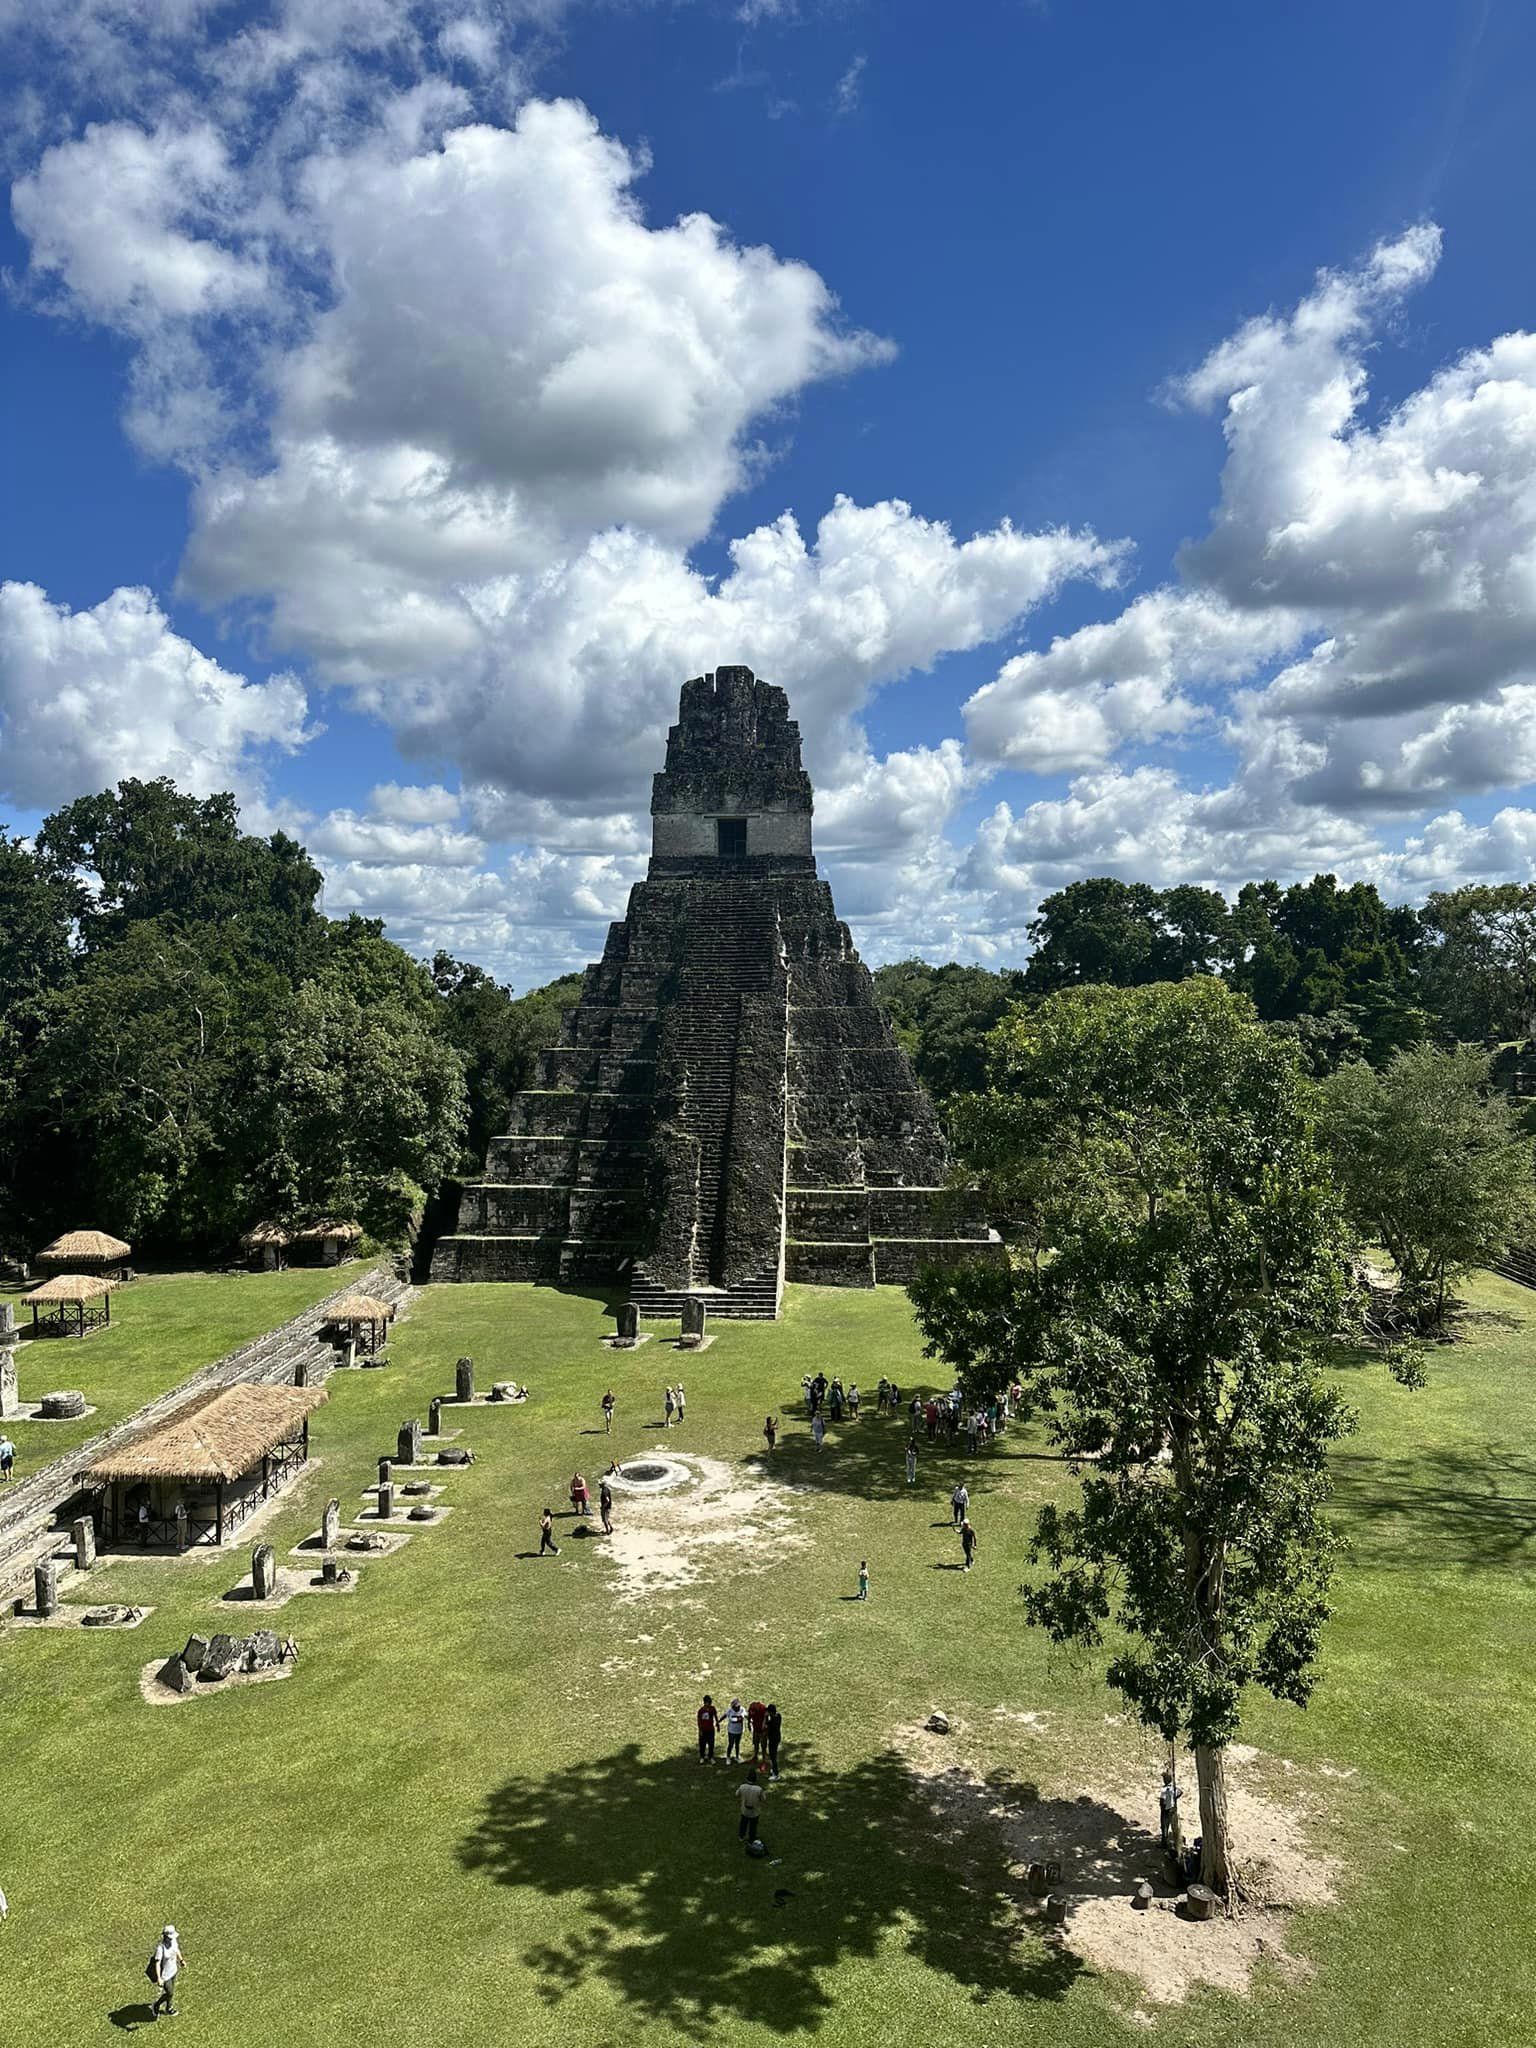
[432,665,1001,1320]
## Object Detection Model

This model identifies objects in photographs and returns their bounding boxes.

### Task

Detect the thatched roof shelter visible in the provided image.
[328,1294,395,1324]
[294,1220,361,1243]
[25,1271,113,1335]
[26,1273,111,1303]
[85,1383,328,1485]
[35,1230,131,1279]
[240,1222,292,1249]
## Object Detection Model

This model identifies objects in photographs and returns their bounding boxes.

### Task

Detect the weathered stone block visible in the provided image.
[455,1357,475,1403]
[321,1498,341,1549]
[251,1543,277,1600]
[72,1517,96,1571]
[201,1633,240,1681]
[397,1418,422,1465]
[40,1390,86,1419]
[159,1654,194,1694]
[181,1633,209,1672]
[33,1559,57,1618]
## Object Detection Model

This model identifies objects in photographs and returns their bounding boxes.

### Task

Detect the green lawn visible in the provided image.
[3,1273,1534,2045]
[1,1268,354,1477]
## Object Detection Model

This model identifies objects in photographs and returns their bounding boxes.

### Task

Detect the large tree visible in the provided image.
[911,979,1354,1895]
[1321,1044,1536,1329]
[1420,883,1536,1043]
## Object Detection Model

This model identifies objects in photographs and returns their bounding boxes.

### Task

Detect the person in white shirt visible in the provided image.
[149,1924,185,2017]
[725,1697,747,1763]
[951,1482,969,1529]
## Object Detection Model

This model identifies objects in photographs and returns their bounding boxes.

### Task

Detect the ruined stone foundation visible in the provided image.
[432,667,1002,1317]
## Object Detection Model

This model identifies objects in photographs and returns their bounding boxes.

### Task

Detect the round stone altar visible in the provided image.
[610,1458,692,1493]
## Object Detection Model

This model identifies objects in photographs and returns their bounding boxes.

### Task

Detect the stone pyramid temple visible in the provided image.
[432,666,1000,1316]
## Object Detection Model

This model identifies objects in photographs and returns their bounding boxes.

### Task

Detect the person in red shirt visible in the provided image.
[696,1694,720,1763]
[746,1698,768,1764]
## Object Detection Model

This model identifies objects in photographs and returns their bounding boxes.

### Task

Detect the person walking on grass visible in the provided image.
[737,1772,766,1849]
[905,1439,918,1486]
[762,1414,778,1455]
[675,1384,686,1425]
[697,1694,720,1763]
[599,1477,614,1535]
[539,1507,560,1557]
[147,1923,185,2018]
[601,1390,616,1434]
[811,1412,826,1452]
[960,1517,978,1571]
[951,1481,968,1530]
[764,1702,783,1779]
[664,1385,676,1428]
[877,1377,889,1413]
[0,1433,14,1482]
[848,1382,860,1420]
[857,1559,869,1601]
[726,1697,746,1762]
[747,1697,768,1764]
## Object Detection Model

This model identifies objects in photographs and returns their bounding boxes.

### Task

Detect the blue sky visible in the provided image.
[2,0,1535,987]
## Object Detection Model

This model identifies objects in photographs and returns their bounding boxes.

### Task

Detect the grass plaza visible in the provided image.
[3,1268,1533,2045]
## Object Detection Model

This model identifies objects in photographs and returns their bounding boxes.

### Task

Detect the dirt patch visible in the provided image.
[602,1454,807,1600]
[138,1658,295,1706]
[899,1723,1341,2006]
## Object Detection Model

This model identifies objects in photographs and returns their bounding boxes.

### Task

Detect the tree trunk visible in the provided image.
[1194,1744,1232,1895]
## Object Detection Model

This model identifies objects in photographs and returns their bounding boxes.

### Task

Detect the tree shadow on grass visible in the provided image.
[458,1742,1083,2035]
[758,1406,1047,1505]
[1332,1443,1536,1571]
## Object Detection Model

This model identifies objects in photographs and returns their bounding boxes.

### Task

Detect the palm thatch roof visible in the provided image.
[37,1230,131,1262]
[85,1383,328,1483]
[293,1219,361,1242]
[26,1273,112,1303]
[240,1222,292,1248]
[327,1294,395,1323]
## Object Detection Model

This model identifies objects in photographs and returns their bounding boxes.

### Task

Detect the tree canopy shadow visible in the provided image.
[1331,1443,1536,1571]
[757,1398,1048,1505]
[457,1741,1084,2034]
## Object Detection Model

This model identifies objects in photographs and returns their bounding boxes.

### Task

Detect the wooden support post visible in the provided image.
[216,1478,225,1546]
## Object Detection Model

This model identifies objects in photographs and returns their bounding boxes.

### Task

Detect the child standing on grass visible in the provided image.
[726,1697,747,1762]
[905,1439,918,1486]
[539,1507,560,1557]
[762,1414,777,1454]
[857,1560,869,1601]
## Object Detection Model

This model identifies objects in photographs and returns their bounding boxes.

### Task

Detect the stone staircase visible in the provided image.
[0,1265,412,1605]
[629,883,784,1318]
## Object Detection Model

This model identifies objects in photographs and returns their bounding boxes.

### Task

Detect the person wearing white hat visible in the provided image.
[149,1924,185,2018]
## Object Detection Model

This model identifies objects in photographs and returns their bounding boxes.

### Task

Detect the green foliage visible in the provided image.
[912,980,1356,1886]
[1420,883,1536,1042]
[1321,1044,1536,1328]
[872,959,1027,1103]
[0,784,471,1256]
[37,778,322,973]
[434,954,584,1163]
[1022,877,1236,993]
